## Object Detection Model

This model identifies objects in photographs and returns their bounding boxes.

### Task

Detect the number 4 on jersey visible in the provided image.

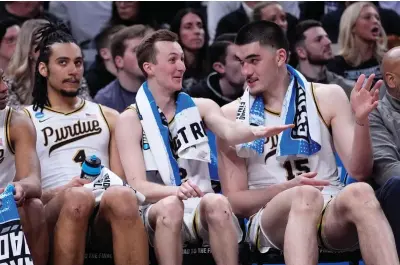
[73,149,86,165]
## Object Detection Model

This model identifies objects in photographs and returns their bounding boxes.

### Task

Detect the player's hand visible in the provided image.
[251,124,294,138]
[177,180,204,200]
[66,176,91,189]
[288,172,330,190]
[350,74,382,125]
[0,182,26,207]
[12,183,26,207]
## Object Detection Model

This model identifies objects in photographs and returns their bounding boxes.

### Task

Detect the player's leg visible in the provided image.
[146,196,184,265]
[91,186,148,265]
[258,186,324,265]
[46,187,95,265]
[196,193,240,265]
[375,176,400,257]
[321,183,399,265]
[19,198,49,265]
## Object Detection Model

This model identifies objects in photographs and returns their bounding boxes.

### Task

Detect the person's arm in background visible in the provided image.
[207,1,240,44]
[369,107,400,186]
[48,2,70,27]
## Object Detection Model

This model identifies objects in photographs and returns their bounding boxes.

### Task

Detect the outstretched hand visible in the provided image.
[251,124,294,139]
[350,74,382,124]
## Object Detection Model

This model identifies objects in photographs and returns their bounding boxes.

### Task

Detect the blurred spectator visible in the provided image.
[0,19,20,71]
[188,33,245,107]
[253,2,288,32]
[215,1,258,40]
[85,25,125,97]
[0,1,59,26]
[206,1,240,44]
[322,1,400,44]
[49,1,112,45]
[252,2,298,47]
[6,19,91,109]
[294,20,355,98]
[327,2,387,83]
[170,8,208,89]
[280,1,300,19]
[94,25,153,112]
[108,1,157,29]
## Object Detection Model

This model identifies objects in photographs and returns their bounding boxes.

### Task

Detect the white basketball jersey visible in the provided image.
[25,100,110,190]
[0,107,16,188]
[246,103,344,200]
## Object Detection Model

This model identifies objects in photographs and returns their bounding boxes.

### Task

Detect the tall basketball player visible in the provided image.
[0,70,48,265]
[217,21,398,265]
[23,23,148,265]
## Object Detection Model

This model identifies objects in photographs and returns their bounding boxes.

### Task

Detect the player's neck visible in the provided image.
[147,78,176,116]
[262,69,291,111]
[47,88,82,112]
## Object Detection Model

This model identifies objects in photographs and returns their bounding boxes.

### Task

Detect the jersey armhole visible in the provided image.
[23,108,32,119]
[5,108,14,154]
[311,82,331,132]
[98,104,111,135]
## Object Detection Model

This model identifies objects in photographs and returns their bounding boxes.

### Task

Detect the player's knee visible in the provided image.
[156,196,184,229]
[341,183,380,213]
[291,186,324,214]
[102,186,140,220]
[201,194,232,225]
[62,187,95,221]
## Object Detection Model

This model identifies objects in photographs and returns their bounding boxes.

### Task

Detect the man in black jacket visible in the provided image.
[187,34,244,107]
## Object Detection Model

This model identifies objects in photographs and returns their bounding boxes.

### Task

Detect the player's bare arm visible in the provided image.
[194,98,293,146]
[10,109,41,201]
[312,74,380,181]
[115,108,178,203]
[99,105,125,179]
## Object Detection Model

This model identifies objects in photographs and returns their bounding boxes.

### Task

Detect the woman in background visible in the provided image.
[170,8,209,89]
[327,2,387,83]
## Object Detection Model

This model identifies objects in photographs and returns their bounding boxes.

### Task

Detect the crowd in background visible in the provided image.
[0,1,399,112]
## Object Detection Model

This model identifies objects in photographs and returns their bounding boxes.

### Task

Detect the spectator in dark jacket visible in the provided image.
[188,33,245,107]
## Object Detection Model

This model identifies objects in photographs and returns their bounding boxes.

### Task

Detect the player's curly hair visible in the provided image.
[32,22,76,112]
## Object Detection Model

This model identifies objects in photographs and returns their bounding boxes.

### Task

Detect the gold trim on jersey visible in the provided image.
[311,83,330,130]
[98,105,111,134]
[126,104,137,112]
[264,108,280,116]
[98,104,111,156]
[5,108,14,154]
[23,108,32,119]
[44,98,86,115]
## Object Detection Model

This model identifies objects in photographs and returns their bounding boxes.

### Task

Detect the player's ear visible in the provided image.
[38,62,48,78]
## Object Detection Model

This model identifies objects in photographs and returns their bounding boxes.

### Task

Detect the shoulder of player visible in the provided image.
[117,105,143,139]
[8,108,36,138]
[221,100,240,120]
[98,104,119,125]
[312,82,349,106]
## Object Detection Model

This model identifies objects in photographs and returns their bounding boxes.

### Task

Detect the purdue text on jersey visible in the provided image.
[42,120,102,155]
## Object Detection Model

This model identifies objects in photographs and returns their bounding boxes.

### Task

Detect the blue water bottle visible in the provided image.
[81,155,102,181]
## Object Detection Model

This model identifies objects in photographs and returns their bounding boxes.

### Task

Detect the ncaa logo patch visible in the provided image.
[35,112,44,119]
